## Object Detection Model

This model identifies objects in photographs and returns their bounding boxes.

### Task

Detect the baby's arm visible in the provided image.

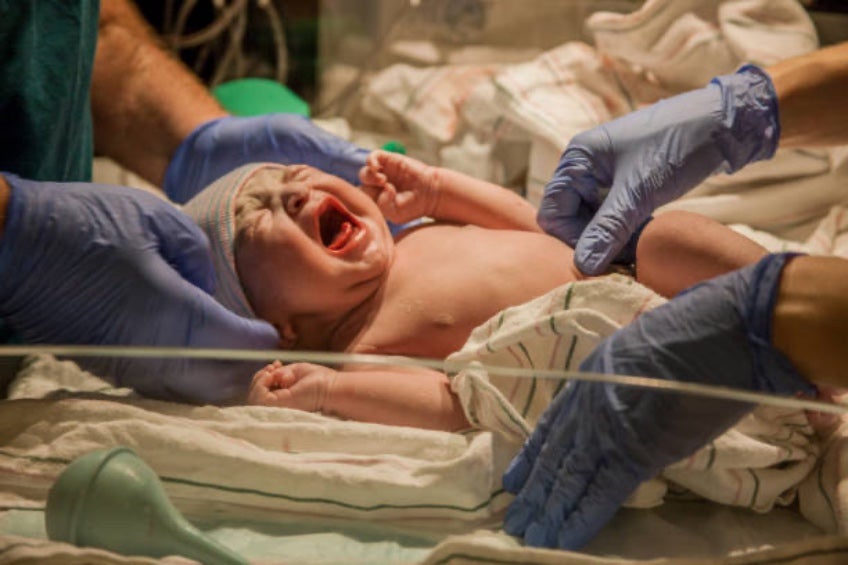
[248,361,470,432]
[360,150,541,232]
[635,210,768,298]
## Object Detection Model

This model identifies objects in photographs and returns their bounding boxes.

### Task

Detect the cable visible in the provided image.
[171,0,249,50]
[3,345,845,415]
[257,0,289,85]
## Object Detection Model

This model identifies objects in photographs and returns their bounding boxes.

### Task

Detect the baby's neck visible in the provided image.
[288,280,386,352]
[325,284,386,351]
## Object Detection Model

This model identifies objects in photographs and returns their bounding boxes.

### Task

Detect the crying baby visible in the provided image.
[183,150,766,430]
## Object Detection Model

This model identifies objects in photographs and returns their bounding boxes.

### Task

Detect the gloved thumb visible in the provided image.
[177,278,280,350]
[147,202,218,294]
[574,184,647,275]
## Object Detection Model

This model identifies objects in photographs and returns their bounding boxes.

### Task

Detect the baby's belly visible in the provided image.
[369,226,583,358]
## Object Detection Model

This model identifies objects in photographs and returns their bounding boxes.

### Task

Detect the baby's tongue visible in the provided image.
[328,221,353,250]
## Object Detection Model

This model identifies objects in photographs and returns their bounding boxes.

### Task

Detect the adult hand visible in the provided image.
[538,65,781,275]
[0,174,278,403]
[502,253,814,549]
[163,114,370,204]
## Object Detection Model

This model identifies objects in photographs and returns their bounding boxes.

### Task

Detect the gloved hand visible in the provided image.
[163,114,369,204]
[0,174,278,403]
[502,253,814,549]
[538,65,781,275]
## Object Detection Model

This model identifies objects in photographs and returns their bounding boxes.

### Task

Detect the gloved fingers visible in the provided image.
[536,181,591,246]
[502,385,569,494]
[188,293,280,351]
[503,467,557,538]
[552,462,642,550]
[537,137,612,248]
[504,379,591,494]
[503,422,583,536]
[519,449,604,548]
[147,257,279,351]
[143,200,218,294]
[573,181,648,275]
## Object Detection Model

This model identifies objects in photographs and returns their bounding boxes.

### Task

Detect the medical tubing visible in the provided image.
[1,344,844,415]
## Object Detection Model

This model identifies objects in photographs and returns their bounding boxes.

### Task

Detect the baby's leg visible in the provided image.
[635,210,767,298]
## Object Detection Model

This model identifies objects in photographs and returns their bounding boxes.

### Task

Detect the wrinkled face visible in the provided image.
[234,164,394,327]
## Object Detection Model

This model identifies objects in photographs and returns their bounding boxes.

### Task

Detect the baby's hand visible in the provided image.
[247,360,337,413]
[359,150,439,224]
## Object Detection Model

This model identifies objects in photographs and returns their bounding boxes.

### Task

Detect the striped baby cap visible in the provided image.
[183,163,270,319]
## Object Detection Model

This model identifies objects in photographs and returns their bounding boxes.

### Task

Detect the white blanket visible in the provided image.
[359,0,848,235]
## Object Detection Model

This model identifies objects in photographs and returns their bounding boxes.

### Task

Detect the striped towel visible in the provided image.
[449,275,821,513]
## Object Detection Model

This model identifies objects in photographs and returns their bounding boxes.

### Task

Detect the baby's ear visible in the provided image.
[275,322,298,349]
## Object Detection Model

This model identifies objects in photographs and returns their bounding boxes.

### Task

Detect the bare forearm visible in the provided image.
[432,168,541,232]
[635,211,767,298]
[324,366,470,431]
[92,0,227,187]
[772,256,848,389]
[770,41,848,148]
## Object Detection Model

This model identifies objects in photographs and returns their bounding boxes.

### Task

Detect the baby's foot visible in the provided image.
[248,361,334,413]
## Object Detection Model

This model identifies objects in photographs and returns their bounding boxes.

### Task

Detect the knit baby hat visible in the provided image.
[183,163,270,319]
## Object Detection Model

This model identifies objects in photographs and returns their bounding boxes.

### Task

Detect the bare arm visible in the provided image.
[91,0,227,187]
[362,151,541,232]
[634,210,767,298]
[770,41,848,148]
[429,167,541,231]
[773,256,848,389]
[249,361,470,432]
[326,365,471,431]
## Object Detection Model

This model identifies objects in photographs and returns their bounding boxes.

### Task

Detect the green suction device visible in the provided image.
[46,447,247,565]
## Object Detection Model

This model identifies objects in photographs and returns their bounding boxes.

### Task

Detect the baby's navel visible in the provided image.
[433,312,456,327]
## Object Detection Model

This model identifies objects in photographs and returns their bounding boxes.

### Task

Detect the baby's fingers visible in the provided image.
[251,360,282,388]
[359,165,387,187]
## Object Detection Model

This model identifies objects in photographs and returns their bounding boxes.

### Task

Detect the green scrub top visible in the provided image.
[0,0,99,182]
[0,1,99,346]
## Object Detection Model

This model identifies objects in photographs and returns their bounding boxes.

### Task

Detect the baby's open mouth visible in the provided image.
[317,197,361,252]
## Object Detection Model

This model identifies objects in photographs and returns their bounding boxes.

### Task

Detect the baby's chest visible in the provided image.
[353,265,551,358]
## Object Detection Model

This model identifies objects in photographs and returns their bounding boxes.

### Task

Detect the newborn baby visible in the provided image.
[185,151,766,429]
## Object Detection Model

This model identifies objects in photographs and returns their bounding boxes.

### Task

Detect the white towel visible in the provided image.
[1,355,512,524]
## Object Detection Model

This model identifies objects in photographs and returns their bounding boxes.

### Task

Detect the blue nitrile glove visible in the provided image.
[0,174,278,403]
[502,252,814,550]
[538,65,780,275]
[163,114,370,204]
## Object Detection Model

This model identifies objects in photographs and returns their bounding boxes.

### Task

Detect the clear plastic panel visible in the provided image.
[1,345,846,563]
